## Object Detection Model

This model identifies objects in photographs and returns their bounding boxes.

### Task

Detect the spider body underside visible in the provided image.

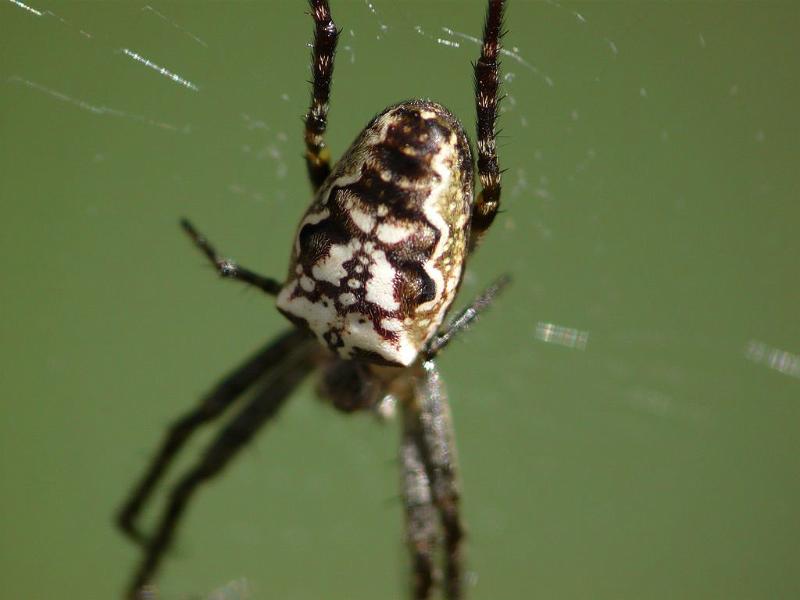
[118,1,508,599]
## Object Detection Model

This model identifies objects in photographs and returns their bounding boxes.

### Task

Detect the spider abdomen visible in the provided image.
[277,100,474,366]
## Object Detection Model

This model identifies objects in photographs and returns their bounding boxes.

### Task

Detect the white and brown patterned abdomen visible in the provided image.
[277,100,474,366]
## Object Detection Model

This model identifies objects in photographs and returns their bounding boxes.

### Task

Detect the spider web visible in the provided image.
[2,1,798,599]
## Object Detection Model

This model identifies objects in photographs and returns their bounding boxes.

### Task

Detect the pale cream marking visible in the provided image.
[339,312,418,366]
[276,286,339,347]
[381,317,404,331]
[347,278,362,289]
[339,292,356,306]
[311,238,359,285]
[416,137,455,314]
[392,175,441,191]
[446,275,459,293]
[365,249,399,311]
[376,221,414,245]
[349,206,376,233]
[377,204,389,217]
[275,280,298,313]
[299,275,316,292]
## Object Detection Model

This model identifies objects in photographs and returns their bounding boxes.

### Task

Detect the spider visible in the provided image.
[117,1,508,598]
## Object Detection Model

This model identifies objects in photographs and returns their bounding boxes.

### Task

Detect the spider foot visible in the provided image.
[425,274,511,358]
[180,218,282,295]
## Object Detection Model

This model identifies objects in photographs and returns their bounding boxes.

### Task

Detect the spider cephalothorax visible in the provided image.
[118,2,508,599]
[278,101,473,365]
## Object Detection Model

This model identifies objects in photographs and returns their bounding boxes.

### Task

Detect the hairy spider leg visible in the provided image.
[425,274,511,359]
[470,0,506,249]
[406,361,465,600]
[180,219,282,295]
[125,337,318,599]
[116,328,309,544]
[304,0,339,191]
[401,415,439,599]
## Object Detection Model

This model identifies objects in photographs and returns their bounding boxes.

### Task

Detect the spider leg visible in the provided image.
[116,328,308,545]
[470,0,506,250]
[180,218,282,295]
[425,274,510,359]
[304,0,339,191]
[409,361,465,600]
[125,338,317,599]
[401,409,440,599]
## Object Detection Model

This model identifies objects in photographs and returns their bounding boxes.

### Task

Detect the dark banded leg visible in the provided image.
[125,340,316,599]
[426,274,510,359]
[116,328,309,544]
[401,412,439,599]
[411,361,465,600]
[304,0,339,190]
[180,219,281,295]
[471,0,506,249]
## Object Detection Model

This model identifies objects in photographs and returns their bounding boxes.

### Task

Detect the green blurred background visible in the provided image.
[1,1,799,599]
